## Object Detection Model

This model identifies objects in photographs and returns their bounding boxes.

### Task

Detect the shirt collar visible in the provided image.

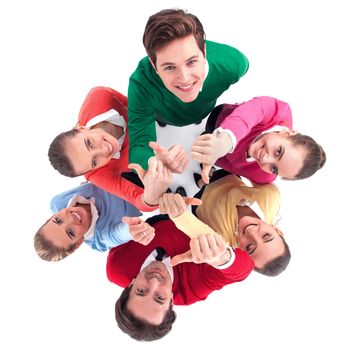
[140,249,174,282]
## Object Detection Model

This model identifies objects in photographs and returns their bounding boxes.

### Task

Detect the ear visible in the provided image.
[273,226,284,237]
[74,125,87,131]
[280,129,296,137]
[149,57,158,73]
[76,237,85,248]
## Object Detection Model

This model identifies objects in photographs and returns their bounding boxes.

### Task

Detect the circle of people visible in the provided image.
[34,9,326,342]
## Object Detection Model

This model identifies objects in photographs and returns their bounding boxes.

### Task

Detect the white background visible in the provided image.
[1,1,349,349]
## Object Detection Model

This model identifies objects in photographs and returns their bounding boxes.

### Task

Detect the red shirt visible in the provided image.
[78,86,154,211]
[106,219,254,305]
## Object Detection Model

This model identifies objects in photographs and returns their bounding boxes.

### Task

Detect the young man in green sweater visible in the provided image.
[128,8,249,172]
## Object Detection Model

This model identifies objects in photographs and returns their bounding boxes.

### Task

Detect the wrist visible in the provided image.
[217,132,233,155]
[212,246,235,269]
[142,194,158,207]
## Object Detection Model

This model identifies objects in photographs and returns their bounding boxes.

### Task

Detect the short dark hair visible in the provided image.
[115,285,176,341]
[48,129,80,177]
[143,8,206,65]
[287,133,326,180]
[34,221,78,261]
[254,236,291,276]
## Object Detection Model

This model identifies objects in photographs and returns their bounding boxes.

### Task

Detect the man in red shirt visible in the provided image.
[106,217,253,341]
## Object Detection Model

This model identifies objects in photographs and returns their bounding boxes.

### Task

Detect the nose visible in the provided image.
[177,66,190,83]
[260,150,274,164]
[94,139,110,158]
[147,276,162,292]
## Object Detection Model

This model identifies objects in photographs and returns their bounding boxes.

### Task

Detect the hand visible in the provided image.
[159,193,202,218]
[129,157,172,206]
[171,233,228,267]
[149,141,188,174]
[122,216,155,245]
[191,133,233,184]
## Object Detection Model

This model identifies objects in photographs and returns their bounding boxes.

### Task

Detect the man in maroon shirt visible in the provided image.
[106,217,253,341]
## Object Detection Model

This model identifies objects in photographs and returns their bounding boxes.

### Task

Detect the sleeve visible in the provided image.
[201,248,254,287]
[171,211,217,238]
[227,45,249,83]
[219,96,293,145]
[92,222,132,252]
[85,164,158,212]
[127,79,157,170]
[78,87,128,125]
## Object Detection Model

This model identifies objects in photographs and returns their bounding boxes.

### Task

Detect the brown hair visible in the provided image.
[48,129,80,177]
[34,221,78,262]
[254,236,291,277]
[287,133,326,180]
[115,285,176,341]
[143,8,206,65]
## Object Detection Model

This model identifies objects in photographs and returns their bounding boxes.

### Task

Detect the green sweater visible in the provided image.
[128,40,249,169]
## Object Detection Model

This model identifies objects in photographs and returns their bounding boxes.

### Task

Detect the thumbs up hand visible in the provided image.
[171,233,230,267]
[159,193,202,218]
[149,141,188,174]
[191,132,234,184]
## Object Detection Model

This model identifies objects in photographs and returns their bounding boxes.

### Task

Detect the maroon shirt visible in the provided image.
[106,219,254,305]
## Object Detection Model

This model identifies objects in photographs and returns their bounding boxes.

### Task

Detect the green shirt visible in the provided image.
[128,40,249,169]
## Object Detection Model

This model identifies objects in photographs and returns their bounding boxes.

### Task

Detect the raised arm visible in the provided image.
[159,193,215,239]
[127,79,157,170]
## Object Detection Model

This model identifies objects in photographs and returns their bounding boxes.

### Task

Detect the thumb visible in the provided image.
[149,141,166,154]
[201,163,211,184]
[122,216,141,225]
[128,163,146,180]
[171,250,193,267]
[183,196,202,206]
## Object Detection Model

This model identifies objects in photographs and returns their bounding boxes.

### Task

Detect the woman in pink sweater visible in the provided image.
[191,96,326,184]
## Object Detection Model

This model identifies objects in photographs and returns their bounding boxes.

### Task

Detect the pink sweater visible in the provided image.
[216,96,293,184]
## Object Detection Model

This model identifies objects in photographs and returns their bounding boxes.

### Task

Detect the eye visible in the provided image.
[67,228,75,238]
[92,158,97,168]
[164,65,175,71]
[246,243,254,254]
[187,59,197,66]
[87,139,93,149]
[136,288,146,295]
[263,233,271,240]
[271,165,278,175]
[156,295,165,301]
[275,146,282,157]
[54,217,63,224]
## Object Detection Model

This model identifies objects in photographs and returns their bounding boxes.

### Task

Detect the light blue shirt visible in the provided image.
[50,182,141,252]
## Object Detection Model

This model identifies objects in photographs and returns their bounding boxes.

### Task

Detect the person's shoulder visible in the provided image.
[206,40,242,55]
[129,56,152,80]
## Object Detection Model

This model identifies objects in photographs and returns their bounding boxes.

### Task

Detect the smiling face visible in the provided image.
[65,126,120,175]
[247,131,307,179]
[127,261,173,325]
[153,35,206,103]
[41,204,92,249]
[237,216,285,268]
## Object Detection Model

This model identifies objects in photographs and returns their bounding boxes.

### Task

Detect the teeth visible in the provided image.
[178,83,193,90]
[72,212,81,222]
